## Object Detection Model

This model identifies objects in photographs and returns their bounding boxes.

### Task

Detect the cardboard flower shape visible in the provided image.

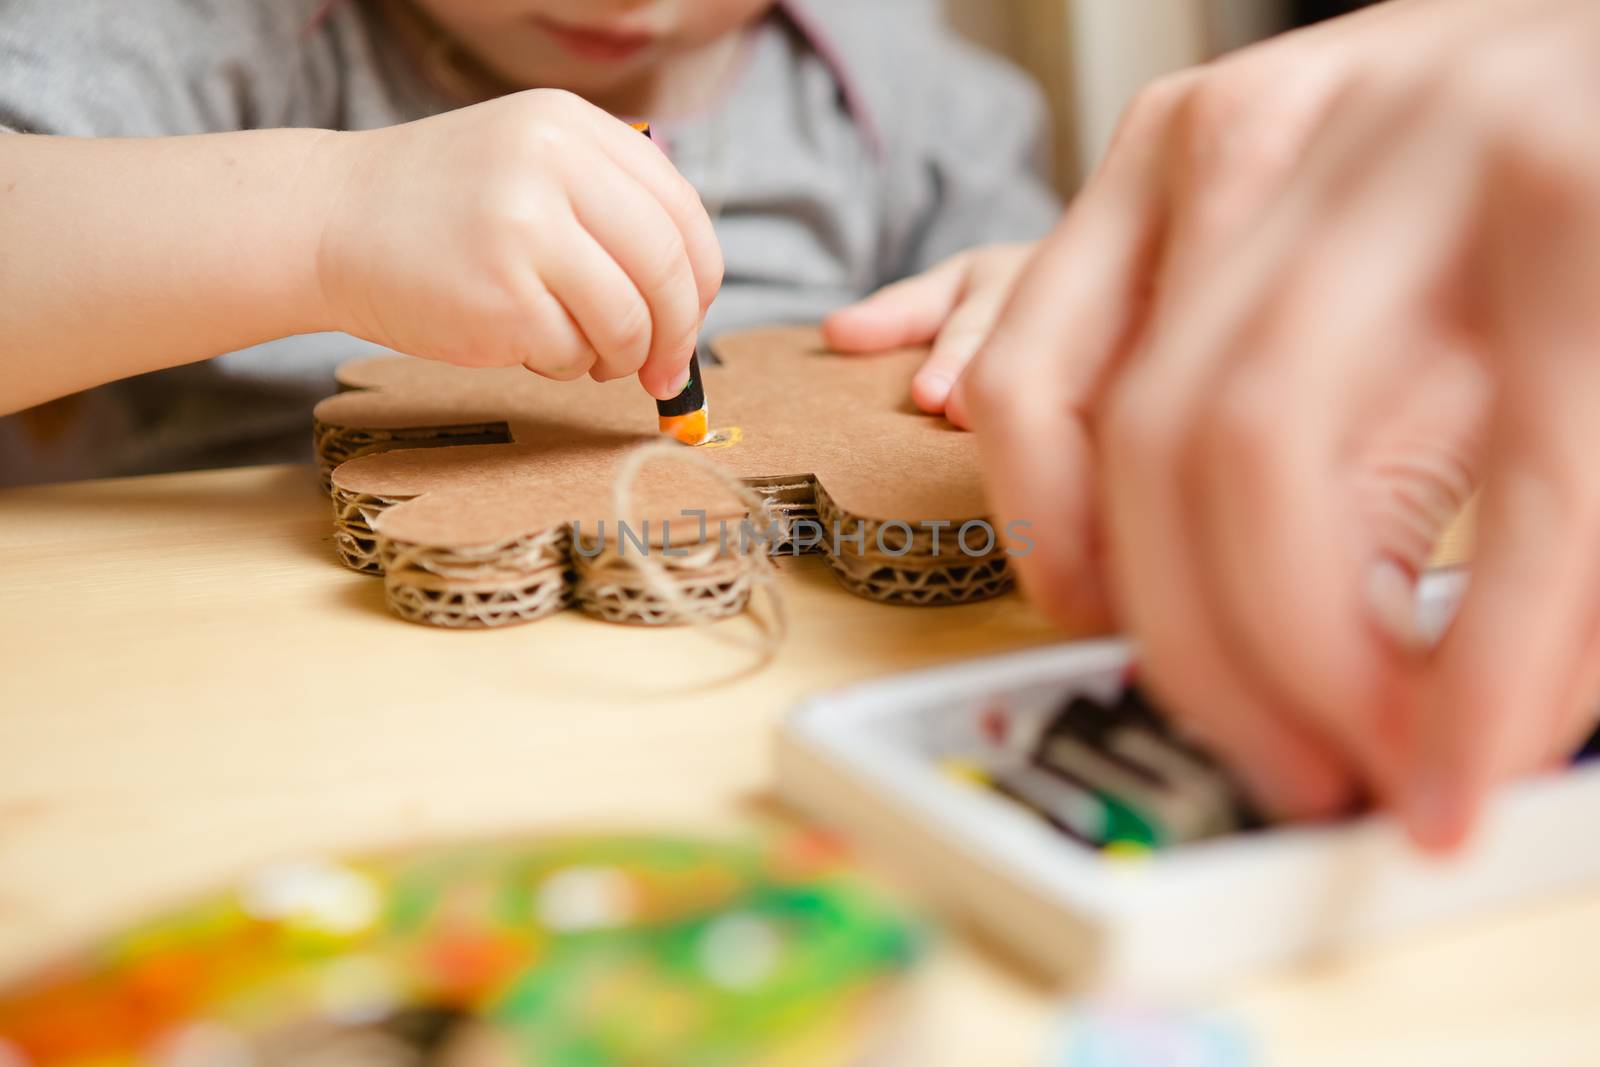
[314,327,1014,628]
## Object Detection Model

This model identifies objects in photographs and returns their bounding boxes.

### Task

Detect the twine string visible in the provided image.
[609,440,789,658]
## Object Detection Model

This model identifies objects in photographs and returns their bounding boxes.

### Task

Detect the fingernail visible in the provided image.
[913,371,954,405]
[663,365,692,400]
[1406,770,1466,853]
[1366,558,1422,652]
[946,383,970,427]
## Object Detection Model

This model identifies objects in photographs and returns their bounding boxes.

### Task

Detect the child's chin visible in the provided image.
[489,54,653,98]
[449,30,645,94]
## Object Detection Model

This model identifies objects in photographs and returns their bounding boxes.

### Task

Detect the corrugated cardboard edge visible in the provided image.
[314,329,1014,629]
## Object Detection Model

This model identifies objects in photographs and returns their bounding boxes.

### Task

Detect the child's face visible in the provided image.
[412,0,777,97]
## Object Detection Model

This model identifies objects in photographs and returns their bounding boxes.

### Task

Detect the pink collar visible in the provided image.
[773,0,885,160]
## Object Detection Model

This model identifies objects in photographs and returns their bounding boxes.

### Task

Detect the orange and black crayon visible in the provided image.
[656,355,709,446]
[633,122,711,446]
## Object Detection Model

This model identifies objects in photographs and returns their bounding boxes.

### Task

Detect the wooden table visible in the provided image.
[2,464,1598,1064]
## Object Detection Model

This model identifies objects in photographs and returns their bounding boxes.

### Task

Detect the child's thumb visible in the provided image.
[822,257,969,354]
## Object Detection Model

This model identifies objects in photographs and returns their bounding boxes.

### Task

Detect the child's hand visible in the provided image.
[821,243,1036,424]
[313,90,723,400]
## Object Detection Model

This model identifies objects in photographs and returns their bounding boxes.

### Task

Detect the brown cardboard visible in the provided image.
[315,326,1012,628]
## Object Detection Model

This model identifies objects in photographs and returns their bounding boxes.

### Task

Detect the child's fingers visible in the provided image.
[531,219,655,384]
[912,282,1011,417]
[821,256,970,354]
[579,101,726,313]
[514,286,603,382]
[563,155,703,401]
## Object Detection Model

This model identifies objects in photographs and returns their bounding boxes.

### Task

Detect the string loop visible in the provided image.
[609,440,789,658]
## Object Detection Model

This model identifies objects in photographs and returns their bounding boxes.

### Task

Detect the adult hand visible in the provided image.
[961,0,1600,847]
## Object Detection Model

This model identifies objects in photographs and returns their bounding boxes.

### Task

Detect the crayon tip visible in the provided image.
[660,407,710,446]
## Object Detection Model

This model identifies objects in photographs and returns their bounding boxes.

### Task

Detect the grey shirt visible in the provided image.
[0,0,1058,485]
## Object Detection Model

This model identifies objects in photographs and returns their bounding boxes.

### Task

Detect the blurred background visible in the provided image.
[944,0,1379,191]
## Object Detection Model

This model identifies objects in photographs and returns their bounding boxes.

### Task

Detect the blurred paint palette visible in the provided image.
[0,834,922,1066]
[777,570,1600,994]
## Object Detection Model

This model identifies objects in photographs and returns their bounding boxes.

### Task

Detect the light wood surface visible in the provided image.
[1,464,1595,1064]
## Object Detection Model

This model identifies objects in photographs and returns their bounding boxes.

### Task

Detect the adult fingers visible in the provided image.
[957,73,1192,630]
[1352,345,1490,648]
[1553,692,1600,767]
[1089,187,1369,817]
[1096,356,1360,817]
[1412,436,1600,849]
[1081,64,1473,817]
[821,256,970,355]
[1409,114,1600,849]
[1174,81,1482,808]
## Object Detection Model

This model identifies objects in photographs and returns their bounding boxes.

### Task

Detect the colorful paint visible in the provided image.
[0,833,922,1066]
[697,426,743,450]
[972,685,1261,850]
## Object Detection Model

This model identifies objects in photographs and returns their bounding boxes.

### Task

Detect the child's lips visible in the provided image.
[530,15,658,62]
